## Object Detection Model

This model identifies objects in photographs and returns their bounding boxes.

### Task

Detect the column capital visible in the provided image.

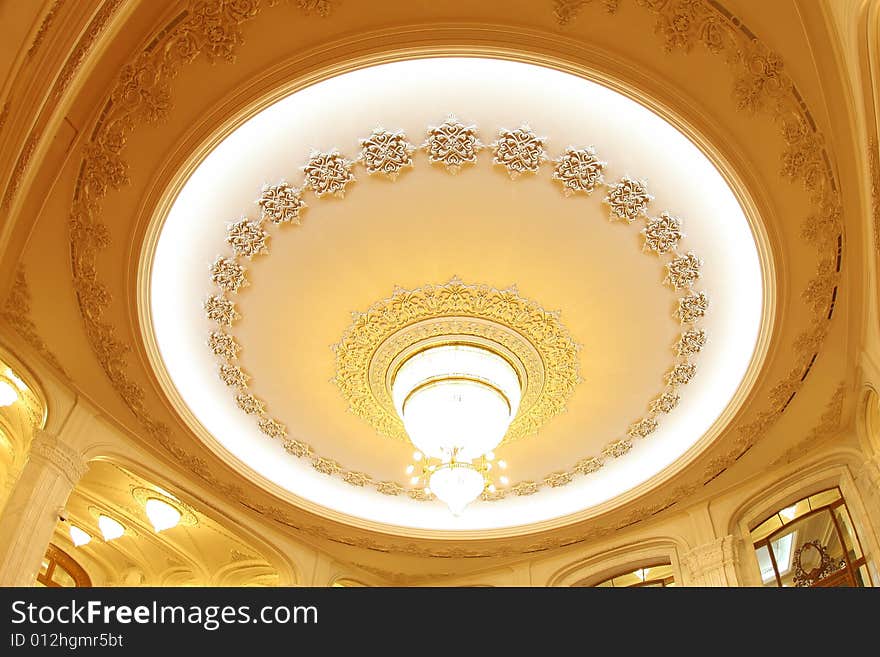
[29,429,89,486]
[681,535,740,586]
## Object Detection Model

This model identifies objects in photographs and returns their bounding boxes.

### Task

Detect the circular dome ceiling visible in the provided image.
[144,57,769,534]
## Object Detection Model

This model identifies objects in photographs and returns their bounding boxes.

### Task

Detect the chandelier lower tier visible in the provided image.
[391,344,522,514]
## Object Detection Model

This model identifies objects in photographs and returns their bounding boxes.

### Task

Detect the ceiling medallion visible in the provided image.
[203,120,710,508]
[335,279,576,446]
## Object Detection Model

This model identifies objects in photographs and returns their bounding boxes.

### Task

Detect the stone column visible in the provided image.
[0,429,89,586]
[680,535,741,586]
[854,456,880,529]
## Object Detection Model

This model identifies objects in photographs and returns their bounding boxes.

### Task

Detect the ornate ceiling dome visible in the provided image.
[143,57,770,533]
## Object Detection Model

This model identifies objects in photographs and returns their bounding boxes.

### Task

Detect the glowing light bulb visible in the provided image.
[0,381,17,407]
[97,515,125,541]
[486,463,492,470]
[69,525,91,547]
[4,368,27,392]
[485,451,495,461]
[410,476,420,485]
[498,460,507,469]
[413,451,423,461]
[145,498,181,532]
[500,476,509,486]
[488,484,496,493]
[405,465,415,475]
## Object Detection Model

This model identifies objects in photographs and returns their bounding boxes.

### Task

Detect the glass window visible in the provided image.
[586,562,676,587]
[749,488,871,587]
[35,544,91,588]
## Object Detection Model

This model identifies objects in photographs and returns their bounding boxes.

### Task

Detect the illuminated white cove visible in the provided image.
[146,57,768,533]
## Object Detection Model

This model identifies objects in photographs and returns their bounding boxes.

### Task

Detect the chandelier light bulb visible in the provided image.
[405,464,415,475]
[69,525,91,547]
[498,460,507,469]
[413,451,423,461]
[145,498,182,532]
[500,475,509,486]
[0,380,18,407]
[97,515,125,541]
[485,451,495,461]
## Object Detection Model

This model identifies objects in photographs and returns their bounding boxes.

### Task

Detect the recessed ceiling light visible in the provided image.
[69,525,91,547]
[145,498,182,532]
[0,380,17,407]
[97,515,125,541]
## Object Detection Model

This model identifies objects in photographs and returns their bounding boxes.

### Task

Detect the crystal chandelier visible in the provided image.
[391,344,518,514]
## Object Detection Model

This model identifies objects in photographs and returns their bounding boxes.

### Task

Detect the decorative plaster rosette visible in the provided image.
[204,123,709,502]
[335,280,579,444]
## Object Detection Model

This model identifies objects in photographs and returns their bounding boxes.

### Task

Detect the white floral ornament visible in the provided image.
[511,481,539,496]
[210,257,247,293]
[204,295,238,326]
[574,457,603,475]
[666,362,697,386]
[676,329,707,356]
[628,417,658,439]
[376,481,404,496]
[283,439,313,459]
[492,125,547,178]
[544,471,574,487]
[302,151,355,197]
[650,391,680,414]
[552,147,606,195]
[312,457,342,476]
[258,181,307,225]
[602,439,633,459]
[258,417,286,439]
[235,392,264,415]
[219,363,248,387]
[424,118,482,173]
[343,471,371,487]
[677,292,709,323]
[358,128,415,179]
[480,488,506,502]
[208,332,240,360]
[666,252,702,290]
[643,212,683,254]
[605,176,653,222]
[226,219,269,258]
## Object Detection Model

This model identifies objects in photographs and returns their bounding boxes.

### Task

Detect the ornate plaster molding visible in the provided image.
[680,534,739,586]
[547,0,844,492]
[29,428,89,486]
[771,382,846,467]
[204,122,709,500]
[61,0,842,556]
[1,266,70,379]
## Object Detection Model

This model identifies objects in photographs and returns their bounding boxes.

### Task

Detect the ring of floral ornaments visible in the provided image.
[203,118,708,503]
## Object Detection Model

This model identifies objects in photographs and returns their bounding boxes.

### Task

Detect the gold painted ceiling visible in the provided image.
[0,0,865,570]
